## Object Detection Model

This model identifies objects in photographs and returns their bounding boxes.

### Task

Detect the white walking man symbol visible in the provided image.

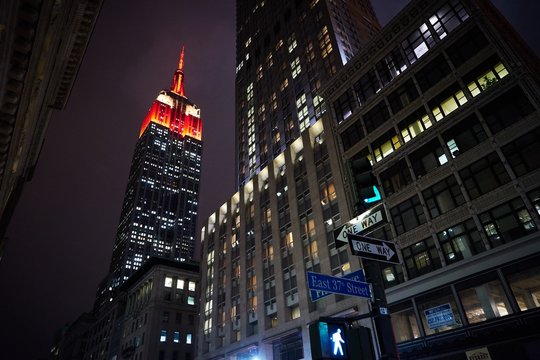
[331,328,345,356]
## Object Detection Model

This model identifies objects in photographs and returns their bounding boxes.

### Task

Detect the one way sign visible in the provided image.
[348,233,400,264]
[334,203,387,248]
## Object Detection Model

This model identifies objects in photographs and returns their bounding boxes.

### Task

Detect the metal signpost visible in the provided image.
[307,271,371,299]
[309,269,366,302]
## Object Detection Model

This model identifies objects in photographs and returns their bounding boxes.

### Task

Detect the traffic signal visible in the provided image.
[309,321,375,360]
[350,157,381,211]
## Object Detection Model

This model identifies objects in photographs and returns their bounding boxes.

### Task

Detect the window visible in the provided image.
[382,46,408,79]
[465,60,508,97]
[428,0,469,40]
[380,160,413,197]
[437,219,485,264]
[363,100,390,133]
[422,175,465,218]
[176,279,185,290]
[457,274,513,324]
[174,331,180,343]
[429,85,467,121]
[163,311,170,323]
[186,333,193,344]
[480,87,534,134]
[187,296,196,305]
[353,68,381,104]
[459,152,511,200]
[502,126,540,177]
[505,261,540,311]
[401,23,435,64]
[291,57,301,78]
[188,281,196,291]
[479,197,536,247]
[409,139,447,177]
[402,237,441,278]
[399,108,432,143]
[390,301,420,343]
[160,330,167,342]
[441,114,487,157]
[291,306,301,319]
[528,188,540,216]
[372,130,401,162]
[390,195,427,235]
[165,277,173,288]
[388,79,419,115]
[340,119,364,151]
[334,88,357,123]
[447,26,488,68]
[415,55,452,92]
[416,288,462,335]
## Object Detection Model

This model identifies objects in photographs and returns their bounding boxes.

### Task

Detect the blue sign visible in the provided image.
[318,322,348,359]
[424,303,455,329]
[309,269,365,302]
[307,271,371,299]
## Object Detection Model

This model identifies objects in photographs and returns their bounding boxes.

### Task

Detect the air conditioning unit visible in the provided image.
[232,318,241,330]
[217,326,225,337]
[286,293,298,307]
[248,311,258,323]
[265,303,277,315]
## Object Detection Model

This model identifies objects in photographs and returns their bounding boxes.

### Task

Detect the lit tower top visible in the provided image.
[139,46,202,140]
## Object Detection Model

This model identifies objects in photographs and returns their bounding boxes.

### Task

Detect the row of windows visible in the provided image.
[159,330,193,344]
[385,192,538,284]
[333,0,469,125]
[390,256,540,343]
[164,276,196,291]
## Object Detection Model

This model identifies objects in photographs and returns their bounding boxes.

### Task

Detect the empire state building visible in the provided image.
[107,48,203,289]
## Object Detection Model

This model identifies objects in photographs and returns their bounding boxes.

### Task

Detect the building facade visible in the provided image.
[322,0,540,358]
[105,48,203,292]
[80,258,200,360]
[235,0,381,186]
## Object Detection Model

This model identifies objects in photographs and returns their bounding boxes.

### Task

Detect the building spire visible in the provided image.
[171,46,185,96]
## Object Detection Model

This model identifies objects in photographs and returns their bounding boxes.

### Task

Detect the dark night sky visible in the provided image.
[0,1,538,359]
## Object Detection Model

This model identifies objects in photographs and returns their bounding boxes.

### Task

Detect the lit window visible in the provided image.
[186,333,192,344]
[160,330,167,342]
[188,281,196,291]
[164,277,173,288]
[187,296,195,305]
[176,279,185,289]
[173,331,180,343]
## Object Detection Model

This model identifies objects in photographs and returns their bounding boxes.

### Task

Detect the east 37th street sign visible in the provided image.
[348,233,400,264]
[309,269,365,302]
[334,203,386,248]
[307,271,371,299]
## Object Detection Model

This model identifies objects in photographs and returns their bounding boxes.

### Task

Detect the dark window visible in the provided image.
[447,26,489,68]
[437,219,485,264]
[402,237,441,278]
[415,54,452,92]
[401,23,435,64]
[502,127,540,177]
[363,100,390,133]
[422,175,466,218]
[380,160,413,196]
[353,68,381,104]
[382,46,408,79]
[340,119,364,151]
[480,87,535,134]
[333,88,357,123]
[371,225,405,288]
[409,139,448,177]
[441,114,487,157]
[479,197,536,247]
[387,79,419,114]
[459,152,511,199]
[390,195,426,235]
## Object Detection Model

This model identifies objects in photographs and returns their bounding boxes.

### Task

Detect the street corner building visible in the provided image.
[198,0,540,359]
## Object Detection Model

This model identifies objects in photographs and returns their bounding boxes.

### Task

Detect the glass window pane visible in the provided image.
[392,308,421,343]
[458,279,513,324]
[507,265,540,311]
[417,290,462,335]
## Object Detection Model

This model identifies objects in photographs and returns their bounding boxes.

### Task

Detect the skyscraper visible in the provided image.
[107,48,203,289]
[235,0,380,186]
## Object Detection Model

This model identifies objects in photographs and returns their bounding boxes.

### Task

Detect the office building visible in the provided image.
[235,0,381,186]
[106,48,203,291]
[322,0,540,358]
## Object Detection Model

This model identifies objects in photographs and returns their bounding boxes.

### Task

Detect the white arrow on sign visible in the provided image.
[350,239,396,261]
